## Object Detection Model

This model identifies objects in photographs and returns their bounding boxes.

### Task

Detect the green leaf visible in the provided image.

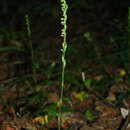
[63,97,72,105]
[61,106,71,113]
[84,109,94,122]
[0,46,26,52]
[119,69,126,77]
[73,91,89,101]
[43,104,58,117]
[84,79,92,87]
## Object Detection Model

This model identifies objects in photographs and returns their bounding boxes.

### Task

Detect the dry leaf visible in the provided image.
[5,124,15,130]
[80,125,96,130]
[120,108,129,119]
[47,93,59,104]
[106,93,116,102]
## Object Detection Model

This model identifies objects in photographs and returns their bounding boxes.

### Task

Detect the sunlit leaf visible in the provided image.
[119,69,126,77]
[34,115,48,125]
[73,91,89,101]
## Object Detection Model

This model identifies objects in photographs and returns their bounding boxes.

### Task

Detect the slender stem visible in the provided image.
[58,0,68,130]
[25,14,36,82]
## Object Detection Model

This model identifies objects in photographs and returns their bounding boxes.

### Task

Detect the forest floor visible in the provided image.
[0,5,129,130]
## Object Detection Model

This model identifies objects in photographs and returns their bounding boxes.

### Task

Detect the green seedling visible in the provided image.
[84,109,95,122]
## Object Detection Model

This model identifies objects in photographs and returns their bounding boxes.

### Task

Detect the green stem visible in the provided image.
[25,14,36,82]
[58,0,68,130]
